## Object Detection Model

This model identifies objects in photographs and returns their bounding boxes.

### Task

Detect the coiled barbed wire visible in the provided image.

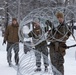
[16,6,76,75]
[8,42,62,75]
[19,6,76,44]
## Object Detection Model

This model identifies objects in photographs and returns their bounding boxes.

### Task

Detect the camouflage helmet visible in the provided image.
[56,12,64,18]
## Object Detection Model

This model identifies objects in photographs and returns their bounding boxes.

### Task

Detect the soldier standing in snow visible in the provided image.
[3,18,19,66]
[46,12,71,75]
[28,21,49,72]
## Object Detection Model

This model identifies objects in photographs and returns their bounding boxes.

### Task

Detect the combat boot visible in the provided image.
[35,66,41,72]
[45,66,48,72]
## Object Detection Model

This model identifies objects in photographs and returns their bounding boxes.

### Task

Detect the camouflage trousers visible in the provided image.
[35,43,49,67]
[6,42,19,64]
[49,43,64,75]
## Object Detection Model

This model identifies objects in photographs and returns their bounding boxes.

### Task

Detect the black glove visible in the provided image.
[19,40,23,43]
[3,40,6,45]
[62,44,68,49]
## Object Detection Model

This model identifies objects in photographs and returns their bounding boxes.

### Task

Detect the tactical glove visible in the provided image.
[3,40,6,45]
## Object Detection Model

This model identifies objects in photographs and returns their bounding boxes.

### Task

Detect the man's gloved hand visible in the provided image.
[19,40,23,43]
[2,40,6,45]
[62,44,68,49]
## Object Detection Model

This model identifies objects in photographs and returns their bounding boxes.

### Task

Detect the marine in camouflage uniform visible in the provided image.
[28,22,49,71]
[47,12,71,75]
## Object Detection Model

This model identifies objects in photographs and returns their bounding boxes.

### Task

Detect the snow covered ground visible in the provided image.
[64,35,76,75]
[0,30,76,75]
[0,31,17,75]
